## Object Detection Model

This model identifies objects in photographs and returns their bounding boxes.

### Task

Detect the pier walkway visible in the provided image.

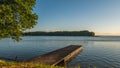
[25,45,83,66]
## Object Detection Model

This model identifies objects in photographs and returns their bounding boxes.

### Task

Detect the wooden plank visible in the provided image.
[25,45,83,66]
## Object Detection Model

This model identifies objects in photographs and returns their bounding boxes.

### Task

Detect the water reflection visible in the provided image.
[0,36,120,68]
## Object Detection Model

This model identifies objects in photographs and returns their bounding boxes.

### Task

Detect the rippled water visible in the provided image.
[0,36,120,68]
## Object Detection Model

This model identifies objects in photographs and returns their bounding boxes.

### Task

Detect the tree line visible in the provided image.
[24,30,95,36]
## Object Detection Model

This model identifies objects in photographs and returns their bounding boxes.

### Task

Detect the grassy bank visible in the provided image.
[0,60,96,68]
[0,60,64,68]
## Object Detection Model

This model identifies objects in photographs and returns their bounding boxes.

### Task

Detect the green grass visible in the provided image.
[0,60,64,68]
[0,60,97,68]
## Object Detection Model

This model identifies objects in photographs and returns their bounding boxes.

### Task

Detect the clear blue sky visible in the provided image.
[31,0,120,36]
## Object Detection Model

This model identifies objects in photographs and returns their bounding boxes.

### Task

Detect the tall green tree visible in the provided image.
[0,0,38,41]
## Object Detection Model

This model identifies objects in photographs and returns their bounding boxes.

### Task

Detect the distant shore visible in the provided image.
[23,30,95,36]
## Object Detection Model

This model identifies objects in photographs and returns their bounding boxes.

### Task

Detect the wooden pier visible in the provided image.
[25,45,83,66]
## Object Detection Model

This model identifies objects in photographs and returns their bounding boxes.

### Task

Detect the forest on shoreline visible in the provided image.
[24,30,95,36]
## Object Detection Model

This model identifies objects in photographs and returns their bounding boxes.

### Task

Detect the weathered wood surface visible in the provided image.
[25,45,83,66]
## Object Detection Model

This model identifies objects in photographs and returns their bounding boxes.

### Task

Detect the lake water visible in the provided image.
[0,36,120,68]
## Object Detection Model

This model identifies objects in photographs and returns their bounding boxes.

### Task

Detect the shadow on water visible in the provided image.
[0,56,20,62]
[0,57,15,61]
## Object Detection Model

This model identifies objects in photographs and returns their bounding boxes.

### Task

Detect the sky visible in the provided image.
[31,0,120,36]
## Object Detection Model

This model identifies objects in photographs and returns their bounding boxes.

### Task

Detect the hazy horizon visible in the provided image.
[30,0,120,36]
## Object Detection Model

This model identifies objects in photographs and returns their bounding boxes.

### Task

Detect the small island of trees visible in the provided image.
[24,30,95,36]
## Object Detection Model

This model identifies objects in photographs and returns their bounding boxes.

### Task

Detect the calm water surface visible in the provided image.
[0,36,120,68]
